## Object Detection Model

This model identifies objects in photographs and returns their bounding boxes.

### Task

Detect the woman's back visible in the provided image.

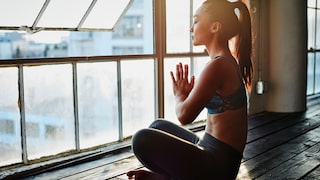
[202,56,248,153]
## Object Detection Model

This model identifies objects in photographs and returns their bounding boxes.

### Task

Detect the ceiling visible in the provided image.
[0,0,133,33]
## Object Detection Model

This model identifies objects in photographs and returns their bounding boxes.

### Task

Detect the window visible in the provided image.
[0,0,132,31]
[0,67,21,166]
[45,125,64,140]
[307,0,320,95]
[166,0,206,53]
[26,122,40,138]
[0,120,15,135]
[112,46,143,55]
[0,0,209,169]
[77,62,119,148]
[163,57,208,122]
[24,64,75,159]
[0,0,153,59]
[112,16,144,39]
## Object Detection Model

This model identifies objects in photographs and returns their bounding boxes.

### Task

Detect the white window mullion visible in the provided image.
[72,62,80,151]
[117,60,124,141]
[18,65,28,164]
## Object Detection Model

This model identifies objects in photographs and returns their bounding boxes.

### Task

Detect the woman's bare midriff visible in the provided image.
[205,107,248,153]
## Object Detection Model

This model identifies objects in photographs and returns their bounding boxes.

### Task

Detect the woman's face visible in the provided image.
[190,5,213,46]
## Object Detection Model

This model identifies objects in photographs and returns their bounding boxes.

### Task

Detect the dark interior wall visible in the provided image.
[266,0,307,112]
[249,0,307,114]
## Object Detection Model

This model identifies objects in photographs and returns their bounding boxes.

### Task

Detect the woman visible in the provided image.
[127,0,253,179]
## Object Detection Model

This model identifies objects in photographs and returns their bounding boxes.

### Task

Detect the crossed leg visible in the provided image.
[126,169,170,180]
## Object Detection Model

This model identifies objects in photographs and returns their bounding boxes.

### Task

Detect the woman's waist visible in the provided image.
[205,114,248,153]
[198,132,243,160]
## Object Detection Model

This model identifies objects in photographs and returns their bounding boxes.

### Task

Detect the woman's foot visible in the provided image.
[126,169,170,180]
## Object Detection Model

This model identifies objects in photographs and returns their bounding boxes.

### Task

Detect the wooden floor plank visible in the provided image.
[256,142,320,179]
[243,115,320,161]
[20,97,320,180]
[65,156,142,180]
[24,151,136,180]
[247,112,305,143]
[236,126,320,179]
[247,113,290,130]
[301,165,320,180]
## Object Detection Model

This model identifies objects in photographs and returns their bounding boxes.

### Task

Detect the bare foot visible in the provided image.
[126,169,170,180]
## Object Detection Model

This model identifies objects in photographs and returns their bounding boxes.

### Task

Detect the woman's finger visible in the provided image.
[170,71,176,83]
[175,63,180,80]
[190,75,195,88]
[179,62,185,79]
[184,64,189,80]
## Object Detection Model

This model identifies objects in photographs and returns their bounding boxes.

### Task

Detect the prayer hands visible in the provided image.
[170,63,195,100]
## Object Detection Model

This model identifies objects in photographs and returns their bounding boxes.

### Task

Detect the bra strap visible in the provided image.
[214,55,243,82]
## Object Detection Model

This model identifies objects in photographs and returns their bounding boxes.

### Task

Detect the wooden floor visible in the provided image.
[22,96,320,180]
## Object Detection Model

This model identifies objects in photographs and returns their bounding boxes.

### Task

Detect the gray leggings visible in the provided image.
[131,119,242,180]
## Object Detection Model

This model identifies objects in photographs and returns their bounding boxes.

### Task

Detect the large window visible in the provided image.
[0,0,208,168]
[307,0,320,95]
[0,0,153,59]
[166,0,206,53]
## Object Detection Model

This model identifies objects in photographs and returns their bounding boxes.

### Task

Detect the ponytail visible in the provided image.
[233,1,253,88]
[202,0,254,87]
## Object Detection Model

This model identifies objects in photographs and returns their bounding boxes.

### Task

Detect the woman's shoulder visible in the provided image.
[213,55,238,65]
[204,55,236,75]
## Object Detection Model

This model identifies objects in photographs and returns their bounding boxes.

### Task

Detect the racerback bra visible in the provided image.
[205,56,247,114]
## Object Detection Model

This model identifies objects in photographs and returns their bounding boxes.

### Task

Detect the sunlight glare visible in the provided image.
[236,164,252,180]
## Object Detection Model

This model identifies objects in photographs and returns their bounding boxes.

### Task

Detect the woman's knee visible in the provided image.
[149,119,173,129]
[132,129,158,154]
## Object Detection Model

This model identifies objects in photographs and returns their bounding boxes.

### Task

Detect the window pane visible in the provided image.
[315,52,320,93]
[164,57,209,122]
[121,59,155,137]
[113,16,144,39]
[308,8,316,49]
[308,0,316,7]
[82,0,132,29]
[166,0,190,53]
[0,0,43,27]
[307,53,315,95]
[193,57,210,120]
[24,65,75,159]
[192,0,207,53]
[316,9,320,49]
[0,67,21,166]
[0,0,153,59]
[166,0,205,53]
[164,58,190,123]
[77,62,119,149]
[37,0,92,28]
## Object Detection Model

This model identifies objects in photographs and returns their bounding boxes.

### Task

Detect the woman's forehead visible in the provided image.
[194,5,205,17]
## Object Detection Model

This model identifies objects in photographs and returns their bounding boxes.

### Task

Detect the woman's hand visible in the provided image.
[170,63,195,101]
[127,169,170,180]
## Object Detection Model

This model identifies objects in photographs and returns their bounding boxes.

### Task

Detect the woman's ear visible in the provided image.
[211,22,222,33]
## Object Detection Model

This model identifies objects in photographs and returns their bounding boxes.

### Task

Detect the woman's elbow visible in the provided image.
[175,103,199,125]
[176,112,195,125]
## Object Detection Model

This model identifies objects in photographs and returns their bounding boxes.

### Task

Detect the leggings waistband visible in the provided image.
[198,133,242,160]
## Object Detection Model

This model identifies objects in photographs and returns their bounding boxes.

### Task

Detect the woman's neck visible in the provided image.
[205,40,232,60]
